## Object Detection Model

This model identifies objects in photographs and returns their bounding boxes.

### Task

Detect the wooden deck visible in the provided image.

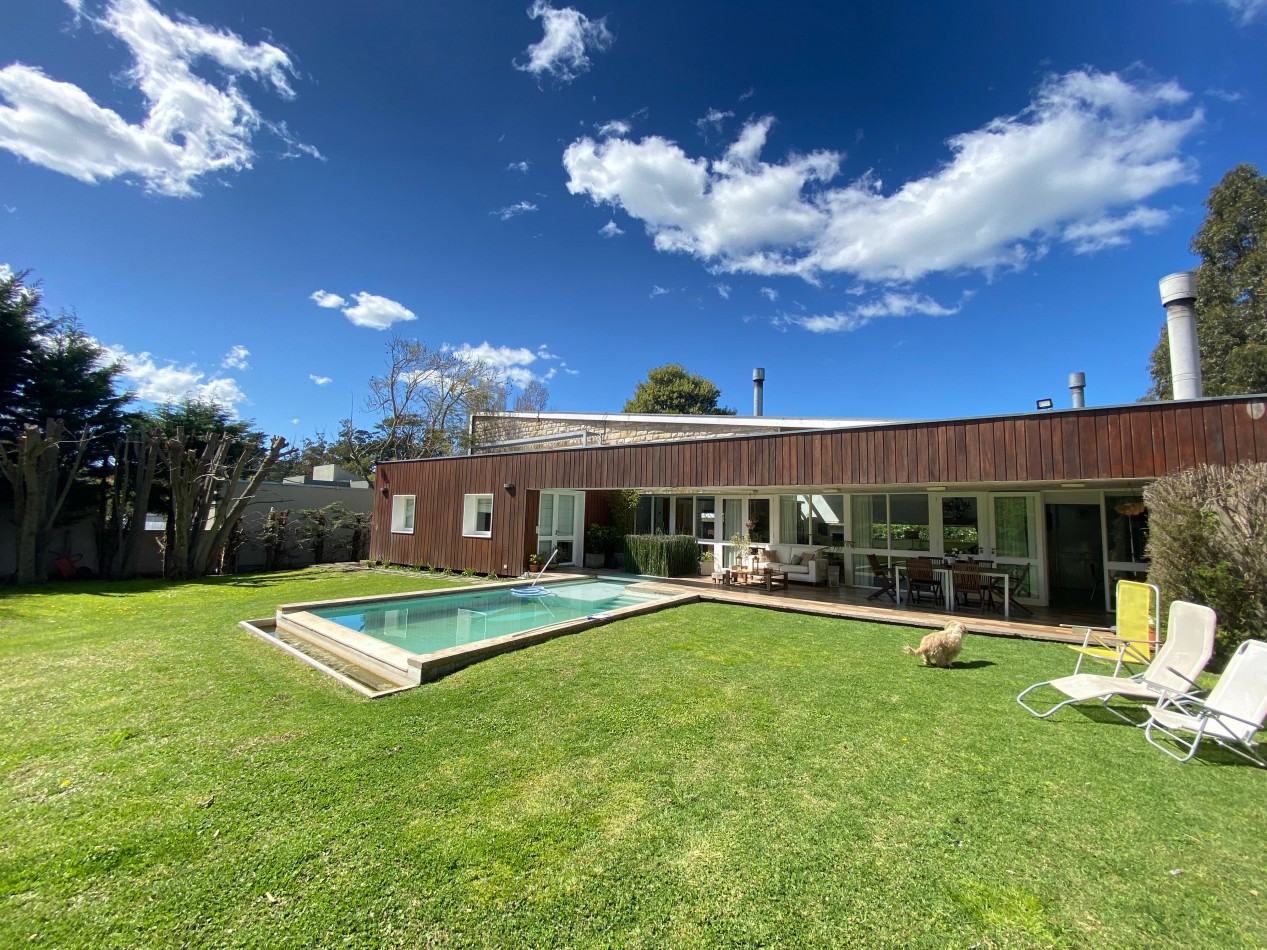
[629,574,1114,644]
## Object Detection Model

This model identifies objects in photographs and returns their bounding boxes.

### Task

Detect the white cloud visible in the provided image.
[714,283,731,299]
[597,119,631,137]
[598,219,624,238]
[291,417,299,425]
[221,344,249,370]
[781,292,962,334]
[494,200,538,220]
[310,289,417,330]
[515,1,613,84]
[1062,206,1170,254]
[451,341,563,388]
[0,263,11,281]
[309,289,346,309]
[103,343,247,412]
[1218,0,1266,25]
[309,374,331,386]
[0,0,317,197]
[507,160,531,173]
[695,108,733,138]
[650,284,670,298]
[563,69,1201,285]
[759,286,779,302]
[339,292,417,330]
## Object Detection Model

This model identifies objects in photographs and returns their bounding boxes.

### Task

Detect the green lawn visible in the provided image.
[1,568,1263,949]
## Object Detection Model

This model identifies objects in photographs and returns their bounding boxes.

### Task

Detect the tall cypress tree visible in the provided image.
[1148,164,1267,398]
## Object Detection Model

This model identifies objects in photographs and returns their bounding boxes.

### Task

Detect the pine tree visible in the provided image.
[624,364,736,414]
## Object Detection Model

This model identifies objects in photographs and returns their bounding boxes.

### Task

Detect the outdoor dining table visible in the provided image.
[894,562,1011,618]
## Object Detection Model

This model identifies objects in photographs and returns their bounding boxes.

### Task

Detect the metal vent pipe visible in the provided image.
[753,367,765,416]
[1159,272,1203,401]
[1068,372,1086,408]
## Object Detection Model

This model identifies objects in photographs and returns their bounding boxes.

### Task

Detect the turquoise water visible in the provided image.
[310,579,667,655]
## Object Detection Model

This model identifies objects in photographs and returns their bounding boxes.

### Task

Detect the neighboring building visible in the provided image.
[370,395,1267,611]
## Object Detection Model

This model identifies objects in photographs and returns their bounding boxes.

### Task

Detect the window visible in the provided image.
[143,512,167,531]
[777,494,841,547]
[463,493,493,538]
[391,494,416,534]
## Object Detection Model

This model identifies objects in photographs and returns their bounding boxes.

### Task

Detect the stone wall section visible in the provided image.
[470,414,796,452]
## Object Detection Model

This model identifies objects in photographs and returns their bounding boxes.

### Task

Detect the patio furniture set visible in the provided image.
[1017,580,1267,768]
[870,554,1030,619]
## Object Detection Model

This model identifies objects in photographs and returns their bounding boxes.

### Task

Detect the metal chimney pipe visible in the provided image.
[1068,371,1086,408]
[1159,272,1202,401]
[752,367,765,416]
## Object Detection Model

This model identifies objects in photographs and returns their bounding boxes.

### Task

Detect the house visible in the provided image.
[368,393,1267,610]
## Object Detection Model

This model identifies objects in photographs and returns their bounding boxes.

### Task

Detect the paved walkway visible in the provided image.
[624,573,1112,644]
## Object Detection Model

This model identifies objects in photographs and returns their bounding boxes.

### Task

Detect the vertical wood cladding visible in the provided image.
[370,398,1267,573]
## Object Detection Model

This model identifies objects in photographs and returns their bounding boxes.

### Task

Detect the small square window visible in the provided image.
[143,512,167,531]
[391,495,416,533]
[463,493,493,538]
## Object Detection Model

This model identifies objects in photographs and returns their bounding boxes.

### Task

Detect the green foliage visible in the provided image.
[622,533,700,576]
[584,523,622,556]
[1148,164,1267,399]
[0,575,1263,948]
[607,489,640,537]
[623,363,736,414]
[1144,462,1267,662]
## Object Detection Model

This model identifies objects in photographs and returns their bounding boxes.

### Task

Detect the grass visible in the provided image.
[1,568,1264,949]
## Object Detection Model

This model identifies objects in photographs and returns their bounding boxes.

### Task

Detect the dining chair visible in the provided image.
[865,553,898,602]
[988,563,1032,615]
[952,563,991,611]
[905,558,944,606]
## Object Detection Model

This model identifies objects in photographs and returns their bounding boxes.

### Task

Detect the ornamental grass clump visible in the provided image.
[1144,462,1267,662]
[621,533,700,576]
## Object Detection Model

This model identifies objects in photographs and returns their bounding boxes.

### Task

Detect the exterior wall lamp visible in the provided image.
[380,487,389,497]
[1035,398,1054,410]
[503,482,515,491]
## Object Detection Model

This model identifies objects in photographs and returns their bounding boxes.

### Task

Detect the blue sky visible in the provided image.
[2,0,1265,443]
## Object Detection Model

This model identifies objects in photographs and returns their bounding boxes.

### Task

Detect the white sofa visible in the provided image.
[748,545,826,584]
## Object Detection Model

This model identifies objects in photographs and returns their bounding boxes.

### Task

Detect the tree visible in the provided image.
[513,379,551,412]
[0,421,91,584]
[365,337,504,459]
[623,364,736,414]
[1148,164,1267,399]
[0,269,56,423]
[160,428,289,579]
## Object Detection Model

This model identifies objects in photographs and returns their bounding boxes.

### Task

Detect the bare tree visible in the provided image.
[99,431,160,580]
[366,338,504,459]
[513,379,551,412]
[159,429,289,579]
[0,421,92,585]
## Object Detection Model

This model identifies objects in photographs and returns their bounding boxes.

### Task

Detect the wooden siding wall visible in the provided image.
[369,397,1267,574]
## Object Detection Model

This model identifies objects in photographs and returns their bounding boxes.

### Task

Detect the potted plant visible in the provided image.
[699,548,715,576]
[584,524,613,568]
[528,552,546,573]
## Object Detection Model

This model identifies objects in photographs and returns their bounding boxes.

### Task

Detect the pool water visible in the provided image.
[310,579,667,655]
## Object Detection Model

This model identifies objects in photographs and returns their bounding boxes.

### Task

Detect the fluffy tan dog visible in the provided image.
[903,621,966,668]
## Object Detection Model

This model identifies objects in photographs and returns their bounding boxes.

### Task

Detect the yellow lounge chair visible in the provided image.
[1068,579,1159,676]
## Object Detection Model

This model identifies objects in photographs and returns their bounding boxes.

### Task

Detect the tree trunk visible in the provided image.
[0,420,91,585]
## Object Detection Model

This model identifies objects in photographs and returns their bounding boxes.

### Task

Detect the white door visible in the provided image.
[537,490,584,564]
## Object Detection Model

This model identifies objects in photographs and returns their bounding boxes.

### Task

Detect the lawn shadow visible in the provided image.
[953,659,996,670]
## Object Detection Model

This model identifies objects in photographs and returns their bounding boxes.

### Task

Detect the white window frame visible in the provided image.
[391,494,416,534]
[462,493,494,538]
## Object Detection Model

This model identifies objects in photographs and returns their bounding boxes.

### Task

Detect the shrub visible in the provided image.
[622,534,700,577]
[1145,462,1267,662]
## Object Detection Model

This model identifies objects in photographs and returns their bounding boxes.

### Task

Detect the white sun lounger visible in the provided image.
[1017,600,1217,722]
[1145,639,1267,767]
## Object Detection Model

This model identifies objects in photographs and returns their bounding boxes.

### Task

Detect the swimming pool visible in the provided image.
[310,578,669,655]
[270,577,688,689]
